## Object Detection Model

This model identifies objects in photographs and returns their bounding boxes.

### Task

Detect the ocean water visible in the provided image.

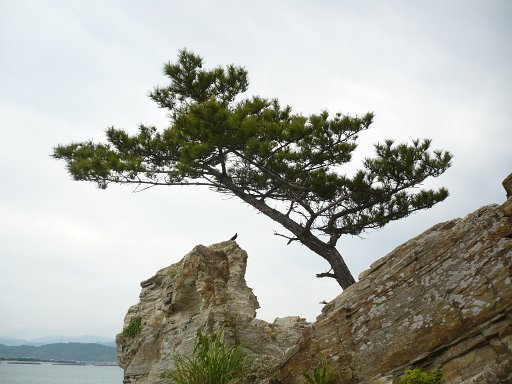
[0,362,123,384]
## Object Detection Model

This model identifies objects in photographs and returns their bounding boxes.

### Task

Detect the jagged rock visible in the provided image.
[117,193,512,384]
[503,172,512,199]
[280,200,512,383]
[116,241,309,384]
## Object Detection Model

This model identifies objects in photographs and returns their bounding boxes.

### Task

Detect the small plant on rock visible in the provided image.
[123,316,142,337]
[400,368,442,384]
[163,327,246,384]
[302,357,339,384]
[169,265,179,279]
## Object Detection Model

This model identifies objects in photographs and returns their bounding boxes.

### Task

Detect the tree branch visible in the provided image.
[230,148,309,193]
[273,231,300,245]
[316,272,336,279]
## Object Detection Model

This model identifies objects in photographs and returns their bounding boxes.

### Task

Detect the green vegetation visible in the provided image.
[400,368,442,384]
[169,265,178,279]
[123,316,142,337]
[302,357,340,384]
[53,49,452,289]
[162,328,246,384]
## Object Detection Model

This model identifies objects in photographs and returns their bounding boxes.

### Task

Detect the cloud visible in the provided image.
[0,0,510,339]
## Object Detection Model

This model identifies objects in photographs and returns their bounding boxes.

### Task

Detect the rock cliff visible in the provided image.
[116,241,309,384]
[117,177,512,383]
[280,199,512,383]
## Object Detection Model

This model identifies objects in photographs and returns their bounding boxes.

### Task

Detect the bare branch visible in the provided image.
[273,231,300,245]
[285,201,295,217]
[316,272,336,279]
[97,177,220,189]
[132,183,157,193]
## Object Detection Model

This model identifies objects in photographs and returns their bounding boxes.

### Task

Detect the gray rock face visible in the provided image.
[117,192,512,384]
[116,241,309,384]
[280,200,512,383]
[503,172,512,199]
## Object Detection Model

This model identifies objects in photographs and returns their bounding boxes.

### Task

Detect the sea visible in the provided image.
[0,362,123,384]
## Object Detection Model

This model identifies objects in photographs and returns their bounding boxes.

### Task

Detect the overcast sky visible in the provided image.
[1,0,510,341]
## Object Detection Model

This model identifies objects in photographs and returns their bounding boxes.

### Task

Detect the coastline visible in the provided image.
[0,358,118,366]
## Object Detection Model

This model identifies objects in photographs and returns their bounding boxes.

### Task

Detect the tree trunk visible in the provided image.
[298,232,356,289]
[234,190,356,289]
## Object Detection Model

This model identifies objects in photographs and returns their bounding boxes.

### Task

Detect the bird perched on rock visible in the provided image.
[229,233,238,241]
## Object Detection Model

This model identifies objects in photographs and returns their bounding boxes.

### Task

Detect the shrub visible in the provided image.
[400,368,442,384]
[163,328,246,384]
[169,265,178,279]
[302,357,339,384]
[123,316,142,337]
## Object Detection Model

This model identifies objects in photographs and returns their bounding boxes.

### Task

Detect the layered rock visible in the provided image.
[117,176,512,383]
[503,172,512,199]
[280,199,512,383]
[116,241,309,384]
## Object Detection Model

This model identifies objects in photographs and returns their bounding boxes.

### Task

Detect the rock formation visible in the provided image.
[280,199,512,383]
[117,175,512,383]
[116,241,309,384]
[503,173,512,199]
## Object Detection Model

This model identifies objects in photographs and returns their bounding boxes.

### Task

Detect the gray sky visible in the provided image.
[1,0,510,340]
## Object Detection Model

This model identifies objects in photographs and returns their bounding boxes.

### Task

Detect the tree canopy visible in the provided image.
[53,49,452,289]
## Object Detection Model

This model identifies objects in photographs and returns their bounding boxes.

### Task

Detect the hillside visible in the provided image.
[0,335,115,347]
[0,342,117,362]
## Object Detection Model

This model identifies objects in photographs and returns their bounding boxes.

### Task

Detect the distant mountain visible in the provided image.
[29,335,115,345]
[0,337,32,346]
[0,342,117,362]
[0,335,115,346]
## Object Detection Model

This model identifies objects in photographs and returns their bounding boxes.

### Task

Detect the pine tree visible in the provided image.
[54,50,452,289]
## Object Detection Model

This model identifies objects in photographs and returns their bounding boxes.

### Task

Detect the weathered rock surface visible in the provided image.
[280,200,512,383]
[503,172,512,199]
[117,192,512,383]
[116,241,309,384]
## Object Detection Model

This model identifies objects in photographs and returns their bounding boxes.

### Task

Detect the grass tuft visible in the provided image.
[163,328,246,384]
